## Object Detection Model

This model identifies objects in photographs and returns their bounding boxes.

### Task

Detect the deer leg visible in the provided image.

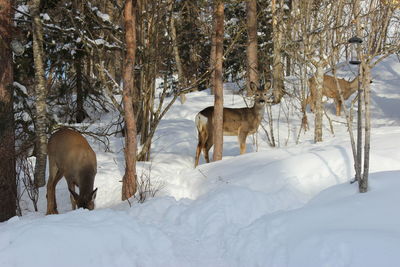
[335,99,342,116]
[204,139,213,163]
[46,163,63,215]
[203,144,210,163]
[195,128,209,167]
[201,130,213,163]
[310,99,315,113]
[67,179,77,210]
[194,130,206,168]
[195,142,202,167]
[238,131,248,154]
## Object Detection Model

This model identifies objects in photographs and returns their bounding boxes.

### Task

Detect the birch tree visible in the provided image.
[287,0,340,142]
[271,0,285,103]
[30,0,48,187]
[351,0,400,192]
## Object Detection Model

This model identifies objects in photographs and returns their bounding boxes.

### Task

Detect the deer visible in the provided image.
[46,128,98,215]
[194,82,271,167]
[307,74,359,116]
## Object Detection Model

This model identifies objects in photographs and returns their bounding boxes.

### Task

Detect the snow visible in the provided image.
[96,11,110,23]
[13,82,28,96]
[87,2,111,23]
[14,5,29,20]
[85,38,118,49]
[94,39,106,45]
[2,55,400,266]
[41,13,51,21]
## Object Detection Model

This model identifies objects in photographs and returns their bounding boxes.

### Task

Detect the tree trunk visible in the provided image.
[0,0,16,222]
[213,0,224,162]
[332,70,360,184]
[140,88,150,146]
[353,0,364,190]
[75,58,86,123]
[31,0,48,188]
[122,0,138,200]
[356,67,363,184]
[285,53,291,76]
[135,0,145,136]
[246,0,259,95]
[73,0,85,124]
[360,65,371,193]
[168,0,186,104]
[300,63,309,132]
[314,64,323,143]
[209,12,217,94]
[271,0,285,103]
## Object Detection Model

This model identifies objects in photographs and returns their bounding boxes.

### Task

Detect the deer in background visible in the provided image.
[194,82,271,167]
[46,128,97,214]
[307,74,359,116]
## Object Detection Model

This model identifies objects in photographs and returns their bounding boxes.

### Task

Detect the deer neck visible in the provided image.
[350,77,359,91]
[252,102,266,120]
[78,166,95,197]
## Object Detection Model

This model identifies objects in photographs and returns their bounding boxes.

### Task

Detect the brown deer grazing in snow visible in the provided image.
[194,82,271,167]
[307,74,359,116]
[46,128,97,214]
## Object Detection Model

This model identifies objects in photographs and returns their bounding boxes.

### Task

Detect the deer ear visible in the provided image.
[264,81,272,90]
[91,188,98,200]
[68,188,79,201]
[249,81,258,92]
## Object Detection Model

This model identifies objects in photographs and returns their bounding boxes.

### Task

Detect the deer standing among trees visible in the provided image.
[194,82,271,167]
[46,128,97,214]
[307,74,359,116]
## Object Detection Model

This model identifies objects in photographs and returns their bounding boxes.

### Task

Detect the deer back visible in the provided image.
[199,82,270,136]
[309,74,359,100]
[323,75,359,100]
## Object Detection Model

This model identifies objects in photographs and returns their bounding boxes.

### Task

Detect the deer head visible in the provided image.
[250,81,272,107]
[69,187,98,210]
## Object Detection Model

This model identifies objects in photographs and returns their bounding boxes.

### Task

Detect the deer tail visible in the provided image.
[195,113,208,144]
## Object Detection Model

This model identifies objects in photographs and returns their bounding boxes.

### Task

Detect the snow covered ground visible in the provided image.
[1,55,400,267]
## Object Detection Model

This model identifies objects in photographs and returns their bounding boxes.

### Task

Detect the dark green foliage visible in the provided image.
[175,0,210,89]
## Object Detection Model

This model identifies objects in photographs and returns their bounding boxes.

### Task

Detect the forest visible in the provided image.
[1,0,400,266]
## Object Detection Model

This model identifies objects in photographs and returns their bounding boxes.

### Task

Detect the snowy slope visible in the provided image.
[1,55,400,267]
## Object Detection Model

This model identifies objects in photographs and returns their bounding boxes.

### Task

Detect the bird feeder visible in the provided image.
[348,36,363,65]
